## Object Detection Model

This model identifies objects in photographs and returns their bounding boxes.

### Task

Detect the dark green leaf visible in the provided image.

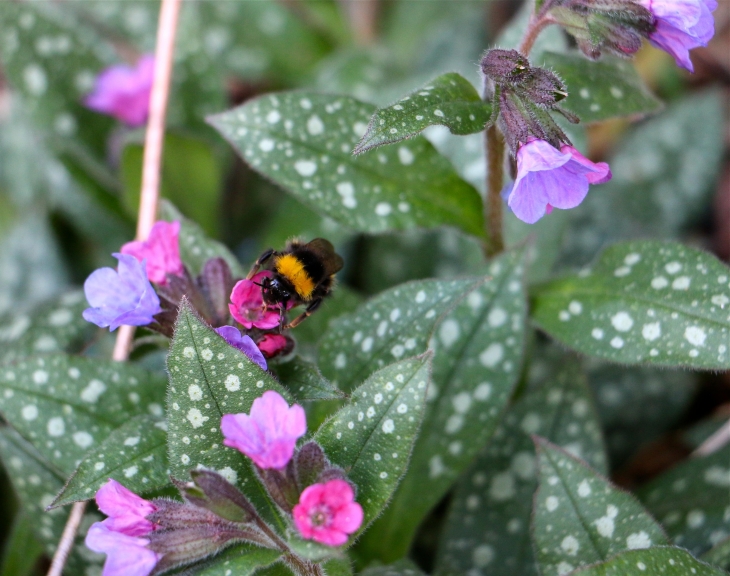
[571,547,728,576]
[192,545,282,576]
[289,285,363,348]
[533,241,730,369]
[208,93,484,237]
[361,560,426,576]
[638,445,730,557]
[533,438,668,576]
[0,513,44,576]
[435,354,606,576]
[52,415,169,508]
[543,52,661,123]
[358,250,528,560]
[353,73,490,154]
[0,355,165,475]
[314,354,431,536]
[703,536,730,570]
[274,357,345,402]
[318,277,480,392]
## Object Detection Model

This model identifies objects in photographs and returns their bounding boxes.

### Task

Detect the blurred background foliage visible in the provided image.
[0,0,727,572]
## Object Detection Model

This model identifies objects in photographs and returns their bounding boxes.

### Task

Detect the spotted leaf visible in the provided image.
[51,414,169,508]
[434,352,606,576]
[353,73,491,154]
[357,249,529,561]
[0,290,95,365]
[703,536,730,570]
[166,300,290,525]
[533,241,730,369]
[0,427,102,574]
[637,444,730,557]
[274,357,346,402]
[0,355,165,475]
[543,52,661,123]
[208,93,484,237]
[191,545,282,576]
[570,547,728,576]
[532,438,668,576]
[361,560,426,576]
[314,354,431,536]
[318,277,480,393]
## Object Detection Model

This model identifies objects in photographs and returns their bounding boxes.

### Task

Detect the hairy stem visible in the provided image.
[518,15,556,56]
[46,1,181,575]
[693,417,730,457]
[484,124,506,257]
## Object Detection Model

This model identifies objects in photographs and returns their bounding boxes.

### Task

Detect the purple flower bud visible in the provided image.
[83,253,162,331]
[84,55,155,127]
[85,524,160,576]
[507,139,612,224]
[638,0,716,72]
[215,326,268,371]
[221,390,306,470]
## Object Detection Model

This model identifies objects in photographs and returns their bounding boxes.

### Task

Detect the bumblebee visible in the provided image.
[247,238,344,329]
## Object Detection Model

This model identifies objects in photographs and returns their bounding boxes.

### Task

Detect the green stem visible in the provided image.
[483,124,505,257]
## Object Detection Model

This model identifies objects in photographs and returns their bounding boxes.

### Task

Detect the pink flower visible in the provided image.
[257,333,293,359]
[639,0,716,72]
[121,221,184,285]
[84,55,155,127]
[229,272,281,330]
[507,139,612,224]
[293,480,364,546]
[86,524,160,576]
[221,390,306,469]
[96,478,157,536]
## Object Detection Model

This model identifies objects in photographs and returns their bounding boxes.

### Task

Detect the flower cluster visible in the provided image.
[83,220,294,365]
[86,392,362,575]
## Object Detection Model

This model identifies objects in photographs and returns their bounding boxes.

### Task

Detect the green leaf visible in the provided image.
[703,536,730,570]
[274,357,345,402]
[0,427,103,573]
[0,513,44,576]
[314,354,431,535]
[532,438,669,576]
[357,250,529,561]
[637,445,730,557]
[322,557,353,576]
[0,355,165,475]
[159,200,245,278]
[0,290,94,365]
[543,52,661,123]
[318,277,480,392]
[166,301,290,520]
[191,545,282,576]
[533,241,730,369]
[52,414,169,508]
[570,547,729,576]
[208,93,484,237]
[435,353,606,576]
[361,560,427,576]
[353,73,490,154]
[289,285,363,348]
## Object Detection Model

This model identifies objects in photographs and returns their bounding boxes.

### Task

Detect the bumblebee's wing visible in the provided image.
[306,238,344,275]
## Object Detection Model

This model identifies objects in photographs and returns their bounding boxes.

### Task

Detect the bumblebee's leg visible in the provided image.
[246,248,275,280]
[284,299,322,330]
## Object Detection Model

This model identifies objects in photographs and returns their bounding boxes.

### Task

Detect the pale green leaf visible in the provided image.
[533,241,730,369]
[191,545,282,576]
[533,438,668,576]
[361,560,426,576]
[353,73,490,154]
[0,513,44,576]
[274,357,345,402]
[314,354,431,535]
[435,353,606,576]
[0,355,165,475]
[208,93,484,237]
[318,277,480,392]
[52,414,169,508]
[571,547,728,576]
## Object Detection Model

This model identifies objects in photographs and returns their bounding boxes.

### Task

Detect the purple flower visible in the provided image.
[639,0,717,72]
[507,139,612,224]
[221,390,306,470]
[84,55,155,126]
[215,326,268,371]
[83,253,162,331]
[121,221,184,285]
[86,524,160,576]
[96,478,157,536]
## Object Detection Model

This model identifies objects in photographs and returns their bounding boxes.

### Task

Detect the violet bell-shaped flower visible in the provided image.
[84,55,155,127]
[221,390,306,469]
[506,139,612,224]
[293,479,364,546]
[215,326,268,371]
[83,253,162,331]
[85,479,161,576]
[121,220,184,285]
[638,0,717,72]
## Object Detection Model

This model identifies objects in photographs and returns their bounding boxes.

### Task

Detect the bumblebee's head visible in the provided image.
[260,275,291,309]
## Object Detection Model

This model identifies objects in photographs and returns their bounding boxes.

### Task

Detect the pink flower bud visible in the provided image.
[229,272,281,330]
[293,479,363,546]
[257,333,294,359]
[121,221,184,285]
[221,390,306,470]
[84,55,155,127]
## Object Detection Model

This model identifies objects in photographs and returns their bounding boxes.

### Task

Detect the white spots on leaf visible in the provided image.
[445,414,464,434]
[610,86,624,98]
[181,454,190,464]
[433,109,445,117]
[610,337,624,349]
[557,562,575,576]
[711,294,729,307]
[32,370,48,385]
[334,353,346,369]
[626,531,652,550]
[415,290,427,303]
[379,471,388,479]
[397,403,407,414]
[300,98,312,110]
[24,63,47,95]
[382,419,394,434]
[521,413,541,434]
[47,417,64,437]
[218,467,237,484]
[373,393,383,404]
[479,343,504,368]
[684,326,706,346]
[568,301,583,315]
[353,122,367,137]
[704,466,730,486]
[398,146,414,165]
[595,505,618,538]
[580,88,590,99]
[488,307,508,327]
[73,431,93,448]
[186,408,209,428]
[336,181,356,209]
[642,322,661,341]
[375,202,392,216]
[361,337,373,353]
[294,160,317,177]
[390,308,401,322]
[473,382,492,401]
[94,462,105,471]
[546,496,559,511]
[452,392,471,414]
[686,509,705,528]
[306,115,324,136]
[266,110,281,124]
[665,262,682,274]
[624,253,641,265]
[22,405,38,421]
[611,312,633,332]
[439,319,460,348]
[259,139,275,152]
[376,321,388,337]
[429,455,445,478]
[561,535,580,556]
[651,276,669,289]
[225,374,240,391]
[614,266,631,277]
[398,202,410,213]
[592,328,604,340]
[672,276,690,290]
[511,451,535,479]
[183,347,196,359]
[124,436,140,447]
[578,479,591,497]
[472,545,494,568]
[188,384,203,401]
[489,471,515,501]
[391,344,405,358]
[48,309,72,326]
